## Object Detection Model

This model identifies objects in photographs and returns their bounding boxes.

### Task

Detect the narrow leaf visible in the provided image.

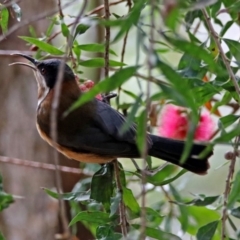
[90,164,114,212]
[196,220,219,240]
[77,43,117,56]
[0,174,14,211]
[132,224,181,240]
[172,195,219,207]
[110,191,121,217]
[0,7,9,34]
[230,206,240,219]
[122,186,140,214]
[224,39,240,63]
[61,22,69,37]
[219,115,239,129]
[170,185,188,232]
[20,36,64,55]
[69,211,112,226]
[136,110,147,156]
[43,188,90,202]
[79,58,125,67]
[228,171,240,208]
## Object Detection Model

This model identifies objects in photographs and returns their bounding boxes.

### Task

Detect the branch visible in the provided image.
[87,0,125,16]
[140,1,155,239]
[113,161,128,237]
[0,0,77,42]
[202,9,240,95]
[58,0,64,19]
[202,9,240,240]
[50,1,88,238]
[0,156,91,175]
[104,0,110,81]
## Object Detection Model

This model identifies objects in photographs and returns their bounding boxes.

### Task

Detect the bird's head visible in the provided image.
[10,54,76,106]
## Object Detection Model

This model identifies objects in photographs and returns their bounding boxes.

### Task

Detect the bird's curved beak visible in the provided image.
[9,53,39,71]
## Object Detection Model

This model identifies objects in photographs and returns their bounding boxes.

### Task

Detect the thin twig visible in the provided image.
[0,156,91,175]
[104,0,110,80]
[87,0,125,16]
[58,0,64,19]
[134,72,170,86]
[103,0,128,236]
[0,0,77,42]
[50,1,88,239]
[47,0,125,44]
[117,0,132,106]
[202,8,240,240]
[140,2,154,239]
[113,161,128,237]
[202,9,240,95]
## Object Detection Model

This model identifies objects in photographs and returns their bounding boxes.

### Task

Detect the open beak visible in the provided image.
[9,53,39,71]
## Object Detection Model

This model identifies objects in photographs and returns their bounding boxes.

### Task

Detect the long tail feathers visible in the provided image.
[148,135,212,175]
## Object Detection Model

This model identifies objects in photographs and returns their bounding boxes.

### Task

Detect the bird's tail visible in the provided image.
[148,135,212,175]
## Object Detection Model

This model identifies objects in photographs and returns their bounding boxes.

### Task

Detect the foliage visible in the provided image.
[0,173,13,239]
[3,0,240,239]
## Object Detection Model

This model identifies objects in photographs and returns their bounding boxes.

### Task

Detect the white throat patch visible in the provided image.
[34,71,50,108]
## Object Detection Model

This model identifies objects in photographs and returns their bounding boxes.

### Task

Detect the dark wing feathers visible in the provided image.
[57,100,142,157]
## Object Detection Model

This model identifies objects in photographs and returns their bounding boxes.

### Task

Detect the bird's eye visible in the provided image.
[41,68,46,74]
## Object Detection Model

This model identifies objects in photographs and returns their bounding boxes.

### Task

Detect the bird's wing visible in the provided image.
[57,100,152,157]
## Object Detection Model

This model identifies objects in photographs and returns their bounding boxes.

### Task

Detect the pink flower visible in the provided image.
[158,105,215,141]
[79,80,103,101]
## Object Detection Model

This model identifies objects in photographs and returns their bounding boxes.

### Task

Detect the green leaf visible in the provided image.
[77,43,117,56]
[165,36,223,75]
[144,164,177,185]
[172,195,220,207]
[79,58,125,67]
[185,10,202,31]
[228,171,240,208]
[220,20,234,37]
[214,126,240,143]
[178,52,206,78]
[113,1,146,42]
[0,7,9,34]
[136,110,147,156]
[66,66,137,114]
[69,211,113,226]
[132,224,181,240]
[90,164,114,212]
[196,220,219,240]
[96,225,122,239]
[230,206,240,219]
[43,188,90,201]
[219,115,240,129]
[61,22,69,37]
[224,39,240,63]
[170,184,188,232]
[122,186,140,215]
[0,231,5,240]
[73,23,90,40]
[110,191,121,217]
[144,207,164,227]
[20,36,64,55]
[0,174,14,211]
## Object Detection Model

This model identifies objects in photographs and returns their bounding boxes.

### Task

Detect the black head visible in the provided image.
[35,59,75,88]
[10,54,75,89]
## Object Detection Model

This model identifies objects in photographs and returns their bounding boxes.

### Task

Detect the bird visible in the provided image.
[10,54,212,175]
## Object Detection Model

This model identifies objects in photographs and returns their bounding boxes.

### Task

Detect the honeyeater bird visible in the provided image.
[10,54,212,175]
